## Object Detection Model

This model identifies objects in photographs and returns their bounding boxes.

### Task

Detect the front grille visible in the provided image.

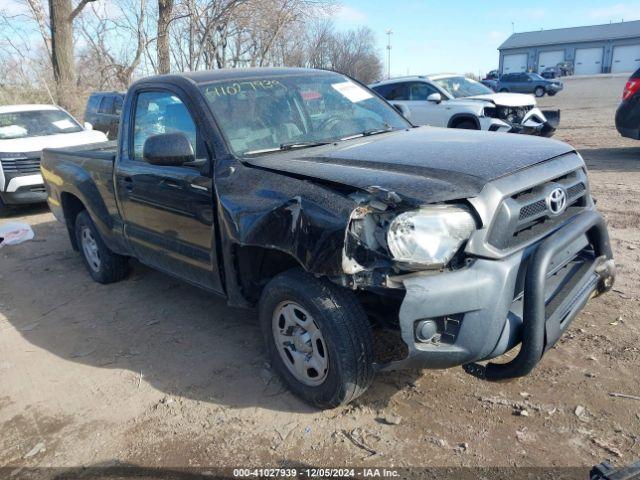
[485,105,534,124]
[487,168,590,250]
[519,200,547,220]
[0,155,41,174]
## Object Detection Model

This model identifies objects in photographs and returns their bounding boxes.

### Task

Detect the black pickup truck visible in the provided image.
[42,68,615,409]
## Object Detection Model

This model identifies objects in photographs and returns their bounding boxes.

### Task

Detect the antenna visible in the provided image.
[386,29,393,79]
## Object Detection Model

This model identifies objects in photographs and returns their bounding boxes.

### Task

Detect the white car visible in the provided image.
[0,104,107,212]
[369,74,559,137]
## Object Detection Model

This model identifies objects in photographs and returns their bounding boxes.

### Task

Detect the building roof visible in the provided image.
[499,20,640,50]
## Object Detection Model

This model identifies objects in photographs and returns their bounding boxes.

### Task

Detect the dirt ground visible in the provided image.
[1,74,639,476]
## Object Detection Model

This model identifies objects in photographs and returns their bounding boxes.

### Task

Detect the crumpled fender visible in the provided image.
[214,157,357,306]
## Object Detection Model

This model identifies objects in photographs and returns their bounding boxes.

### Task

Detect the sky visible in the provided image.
[333,0,640,77]
[3,0,640,78]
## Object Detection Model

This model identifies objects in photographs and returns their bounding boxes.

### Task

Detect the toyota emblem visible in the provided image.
[546,187,568,215]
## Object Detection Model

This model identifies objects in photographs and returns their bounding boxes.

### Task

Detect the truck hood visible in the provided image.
[244,127,575,204]
[0,130,107,154]
[464,92,536,107]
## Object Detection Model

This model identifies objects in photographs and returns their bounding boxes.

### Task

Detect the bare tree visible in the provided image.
[157,0,173,74]
[49,0,97,111]
[78,0,153,90]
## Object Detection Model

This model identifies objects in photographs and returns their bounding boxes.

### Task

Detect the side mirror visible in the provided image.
[84,122,93,131]
[143,132,194,167]
[392,103,411,118]
[427,93,442,103]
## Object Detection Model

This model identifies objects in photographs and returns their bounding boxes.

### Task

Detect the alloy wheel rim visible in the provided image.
[81,227,101,272]
[272,301,329,386]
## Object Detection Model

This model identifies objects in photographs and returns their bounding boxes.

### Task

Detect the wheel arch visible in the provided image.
[60,192,86,250]
[232,245,305,305]
[448,114,481,129]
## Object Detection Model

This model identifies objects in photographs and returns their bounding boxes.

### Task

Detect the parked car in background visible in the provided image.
[485,70,499,80]
[84,91,125,139]
[615,67,640,140]
[497,72,564,97]
[370,74,559,136]
[0,104,107,213]
[556,62,574,77]
[42,67,614,409]
[481,78,498,91]
[540,67,557,79]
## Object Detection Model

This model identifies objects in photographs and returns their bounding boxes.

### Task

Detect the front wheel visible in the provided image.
[534,87,545,97]
[0,197,9,217]
[75,210,128,284]
[453,119,478,130]
[259,269,374,409]
[547,91,557,97]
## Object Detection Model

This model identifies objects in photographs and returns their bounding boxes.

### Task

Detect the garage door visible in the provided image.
[612,44,640,73]
[538,50,564,73]
[502,54,527,73]
[574,47,603,75]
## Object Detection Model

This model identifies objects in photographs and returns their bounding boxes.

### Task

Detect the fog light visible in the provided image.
[415,320,439,342]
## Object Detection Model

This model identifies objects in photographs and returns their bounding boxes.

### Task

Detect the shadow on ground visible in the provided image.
[580,146,640,171]
[0,216,420,415]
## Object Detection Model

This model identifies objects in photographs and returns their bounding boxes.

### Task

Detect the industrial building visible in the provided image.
[498,20,640,75]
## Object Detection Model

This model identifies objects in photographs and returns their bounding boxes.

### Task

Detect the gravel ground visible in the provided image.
[1,75,639,477]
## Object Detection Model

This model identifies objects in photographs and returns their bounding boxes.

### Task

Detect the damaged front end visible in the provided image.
[483,105,560,137]
[340,156,615,380]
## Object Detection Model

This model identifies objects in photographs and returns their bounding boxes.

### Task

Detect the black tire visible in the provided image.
[259,268,374,409]
[547,91,557,97]
[534,86,545,97]
[0,197,9,217]
[453,119,478,130]
[74,210,128,284]
[499,88,509,92]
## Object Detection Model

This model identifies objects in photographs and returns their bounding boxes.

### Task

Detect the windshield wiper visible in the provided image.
[340,126,393,141]
[244,140,333,156]
[279,140,333,151]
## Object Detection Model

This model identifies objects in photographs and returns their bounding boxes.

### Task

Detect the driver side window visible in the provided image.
[406,82,438,101]
[132,91,197,161]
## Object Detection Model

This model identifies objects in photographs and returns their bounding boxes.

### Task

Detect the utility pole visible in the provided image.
[386,29,393,79]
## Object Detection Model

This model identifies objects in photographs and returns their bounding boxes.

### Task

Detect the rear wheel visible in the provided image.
[75,210,128,284]
[534,86,545,97]
[259,268,374,409]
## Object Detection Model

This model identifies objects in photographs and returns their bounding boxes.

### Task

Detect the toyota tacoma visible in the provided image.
[41,68,615,409]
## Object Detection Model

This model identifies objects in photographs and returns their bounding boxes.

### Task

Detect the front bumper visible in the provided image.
[615,100,640,140]
[0,171,46,205]
[381,210,614,378]
[482,107,559,137]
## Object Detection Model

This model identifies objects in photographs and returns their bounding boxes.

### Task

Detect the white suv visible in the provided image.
[0,105,107,213]
[369,74,558,137]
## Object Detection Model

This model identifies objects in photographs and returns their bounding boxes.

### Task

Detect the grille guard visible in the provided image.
[464,210,615,381]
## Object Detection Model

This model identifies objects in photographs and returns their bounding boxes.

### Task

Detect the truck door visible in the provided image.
[115,89,223,294]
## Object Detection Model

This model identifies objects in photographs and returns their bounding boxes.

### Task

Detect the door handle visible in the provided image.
[161,178,182,189]
[122,176,133,191]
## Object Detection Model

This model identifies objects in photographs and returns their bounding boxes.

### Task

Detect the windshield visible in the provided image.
[432,76,493,98]
[200,72,410,156]
[0,109,83,140]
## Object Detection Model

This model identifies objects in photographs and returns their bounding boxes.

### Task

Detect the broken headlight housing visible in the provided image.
[387,205,476,269]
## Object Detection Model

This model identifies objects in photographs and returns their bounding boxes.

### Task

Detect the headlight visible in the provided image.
[387,205,476,269]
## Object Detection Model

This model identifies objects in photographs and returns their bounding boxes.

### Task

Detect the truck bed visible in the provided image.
[42,140,118,163]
